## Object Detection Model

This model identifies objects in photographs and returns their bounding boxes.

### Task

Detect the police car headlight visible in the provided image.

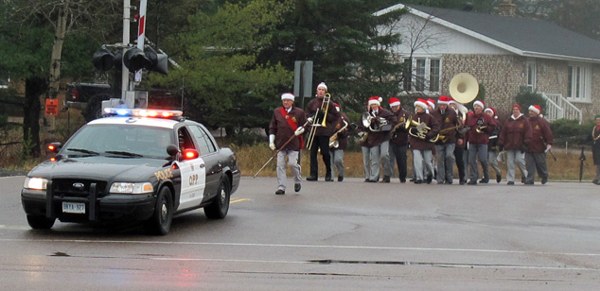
[24,177,48,190]
[109,182,154,194]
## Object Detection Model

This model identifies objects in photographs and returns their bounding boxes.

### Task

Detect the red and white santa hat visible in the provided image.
[281,93,295,101]
[317,82,328,90]
[427,98,436,109]
[528,104,542,114]
[368,96,382,106]
[484,107,497,118]
[334,103,341,112]
[473,100,485,109]
[388,97,401,107]
[438,95,452,105]
[414,98,428,110]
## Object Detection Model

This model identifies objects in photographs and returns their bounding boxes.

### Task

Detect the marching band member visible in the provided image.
[409,98,440,184]
[306,82,339,182]
[329,103,350,182]
[268,93,308,195]
[465,100,496,185]
[449,98,468,185]
[431,96,458,184]
[498,103,531,185]
[524,105,553,185]
[388,97,410,183]
[484,107,503,183]
[359,96,397,183]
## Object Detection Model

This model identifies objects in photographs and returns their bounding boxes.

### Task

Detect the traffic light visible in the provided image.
[123,48,168,75]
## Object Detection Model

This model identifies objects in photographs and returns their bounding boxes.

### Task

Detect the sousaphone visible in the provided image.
[449,73,479,104]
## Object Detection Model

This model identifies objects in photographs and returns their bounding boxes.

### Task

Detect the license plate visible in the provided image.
[62,202,86,214]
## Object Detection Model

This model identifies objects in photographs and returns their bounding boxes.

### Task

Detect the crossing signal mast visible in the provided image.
[91,0,168,109]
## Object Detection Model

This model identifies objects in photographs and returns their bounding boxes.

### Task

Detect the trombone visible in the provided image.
[306,93,331,150]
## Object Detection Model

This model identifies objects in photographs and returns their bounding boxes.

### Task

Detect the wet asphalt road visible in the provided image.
[1,175,600,290]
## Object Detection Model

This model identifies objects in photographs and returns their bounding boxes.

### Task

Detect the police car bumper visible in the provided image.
[21,190,156,223]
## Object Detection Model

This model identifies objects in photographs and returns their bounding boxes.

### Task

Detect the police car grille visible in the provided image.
[52,179,107,198]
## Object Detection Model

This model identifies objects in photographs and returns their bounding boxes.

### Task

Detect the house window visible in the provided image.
[567,63,591,101]
[403,57,441,93]
[526,60,536,90]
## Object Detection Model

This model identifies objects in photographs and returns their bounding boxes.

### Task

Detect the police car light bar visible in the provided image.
[103,108,183,118]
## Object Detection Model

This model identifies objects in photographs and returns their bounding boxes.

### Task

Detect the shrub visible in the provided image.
[550,118,594,146]
[515,90,545,113]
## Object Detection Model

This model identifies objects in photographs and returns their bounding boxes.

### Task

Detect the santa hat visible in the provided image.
[388,97,401,107]
[473,100,485,109]
[484,107,497,118]
[448,97,456,105]
[368,96,382,106]
[438,95,452,105]
[528,104,542,115]
[334,103,341,112]
[414,98,428,110]
[281,93,295,101]
[512,103,521,110]
[427,98,436,109]
[317,82,328,90]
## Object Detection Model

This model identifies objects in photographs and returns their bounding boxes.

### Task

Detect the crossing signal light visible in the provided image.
[123,48,168,75]
[92,48,120,71]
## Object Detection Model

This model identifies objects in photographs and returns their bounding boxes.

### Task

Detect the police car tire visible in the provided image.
[26,215,56,230]
[204,176,231,219]
[146,186,174,235]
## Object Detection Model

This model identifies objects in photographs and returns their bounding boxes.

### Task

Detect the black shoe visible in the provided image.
[541,176,548,184]
[382,176,390,183]
[426,174,432,184]
[364,178,370,182]
[467,180,477,185]
[525,181,534,185]
[594,180,600,185]
[338,176,344,182]
[521,177,525,184]
[507,181,515,185]
[306,176,317,181]
[409,178,415,182]
[479,178,489,184]
[294,183,301,192]
[325,176,333,182]
[367,179,378,183]
[275,189,285,195]
[446,180,453,185]
[414,179,422,184]
[459,179,466,185]
[496,174,502,183]
[400,178,406,183]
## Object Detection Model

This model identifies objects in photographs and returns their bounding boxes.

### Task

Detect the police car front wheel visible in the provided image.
[146,186,174,235]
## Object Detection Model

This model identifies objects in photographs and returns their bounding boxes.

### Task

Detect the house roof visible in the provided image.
[375,4,600,63]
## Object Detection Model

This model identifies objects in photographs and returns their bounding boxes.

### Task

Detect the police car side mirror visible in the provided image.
[166,144,179,157]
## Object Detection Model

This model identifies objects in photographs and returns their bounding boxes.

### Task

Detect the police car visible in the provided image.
[21,108,240,235]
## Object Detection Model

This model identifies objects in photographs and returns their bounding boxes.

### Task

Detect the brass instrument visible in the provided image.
[329,119,349,148]
[593,126,600,142]
[404,116,439,142]
[449,73,479,104]
[306,93,331,150]
[475,125,487,133]
[361,111,390,132]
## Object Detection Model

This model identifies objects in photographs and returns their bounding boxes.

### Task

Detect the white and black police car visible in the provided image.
[21,108,240,235]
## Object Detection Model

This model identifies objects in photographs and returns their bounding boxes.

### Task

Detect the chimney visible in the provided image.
[497,0,517,16]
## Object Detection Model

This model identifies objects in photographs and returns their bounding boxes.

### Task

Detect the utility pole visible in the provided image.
[121,0,131,100]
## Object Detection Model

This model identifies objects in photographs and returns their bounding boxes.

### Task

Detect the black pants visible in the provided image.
[390,143,408,181]
[309,135,332,178]
[454,145,466,182]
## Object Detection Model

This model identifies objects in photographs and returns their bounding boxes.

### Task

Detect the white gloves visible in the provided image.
[545,144,552,153]
[294,126,305,136]
[269,134,276,150]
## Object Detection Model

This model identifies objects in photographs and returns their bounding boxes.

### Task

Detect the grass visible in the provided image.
[237,145,597,182]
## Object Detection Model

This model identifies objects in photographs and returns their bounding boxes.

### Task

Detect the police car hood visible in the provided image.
[28,156,168,181]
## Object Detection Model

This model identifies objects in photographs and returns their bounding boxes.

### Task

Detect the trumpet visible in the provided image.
[475,125,487,133]
[306,93,331,150]
[361,112,389,132]
[329,119,349,148]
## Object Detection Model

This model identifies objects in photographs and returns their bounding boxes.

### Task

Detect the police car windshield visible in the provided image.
[64,124,174,159]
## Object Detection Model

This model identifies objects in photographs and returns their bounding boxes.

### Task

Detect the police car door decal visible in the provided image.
[177,157,206,209]
[176,127,207,209]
